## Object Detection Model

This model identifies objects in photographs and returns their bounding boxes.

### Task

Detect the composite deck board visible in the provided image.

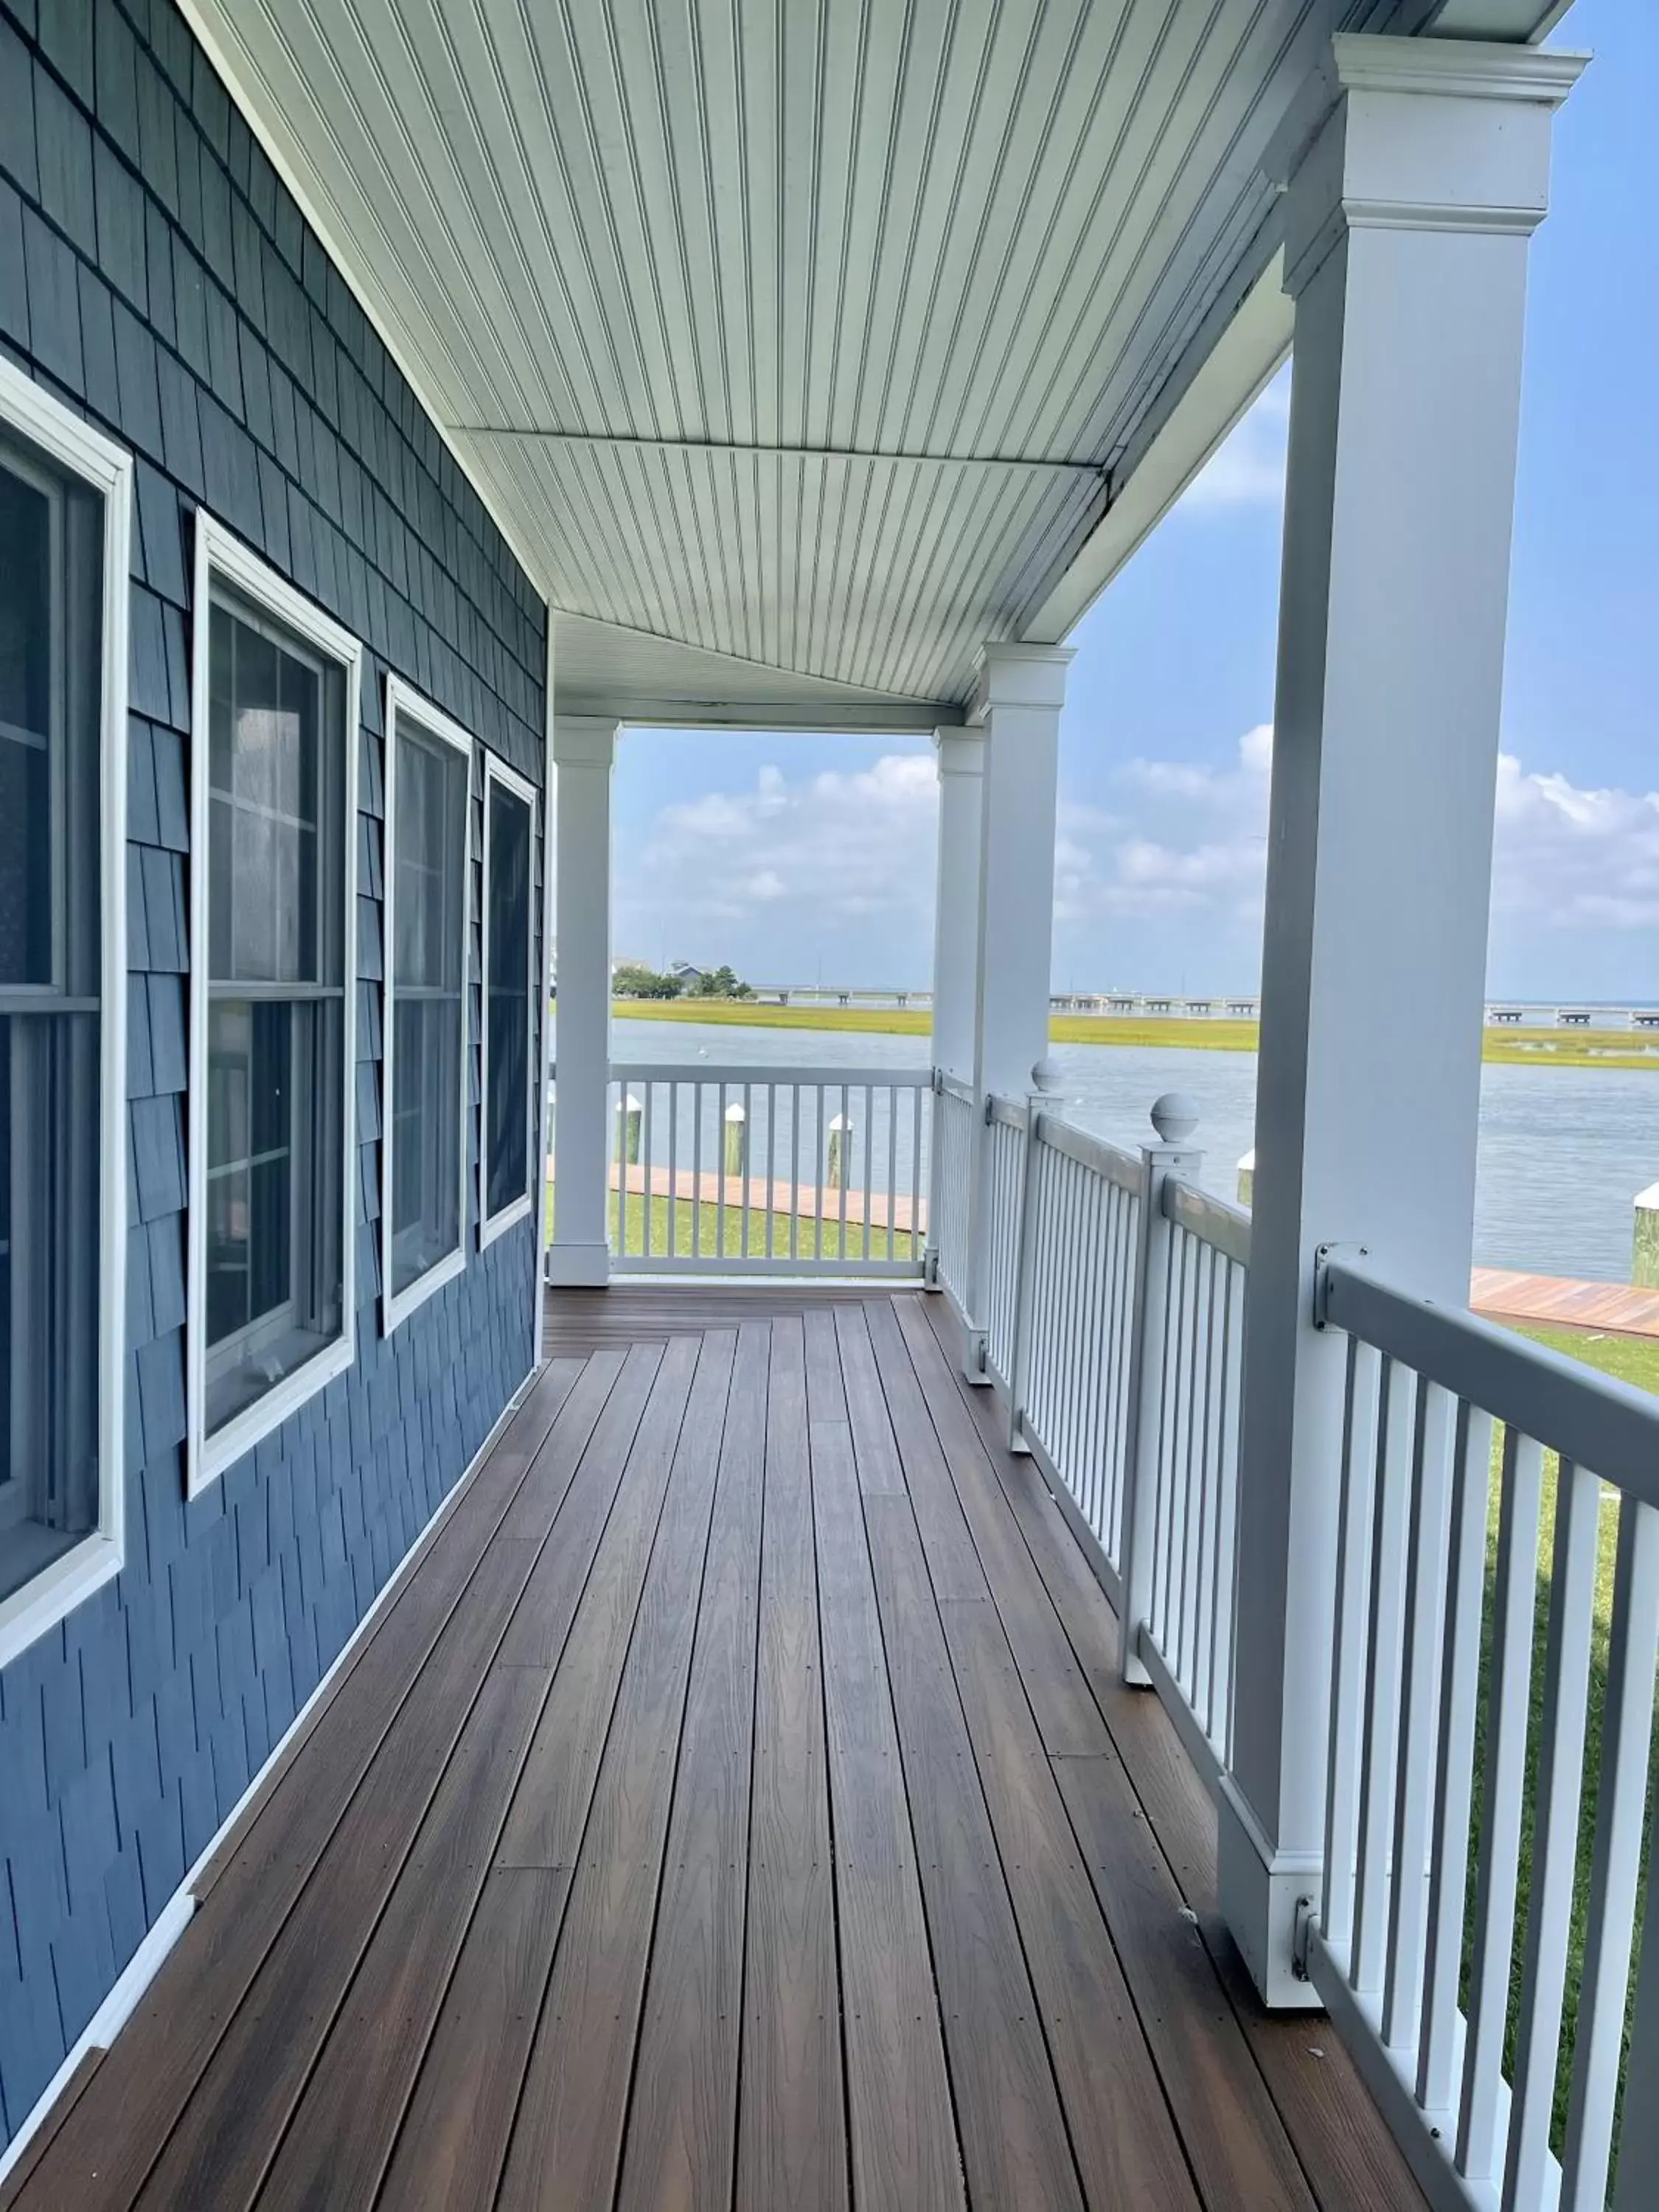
[10,1290,1433,2212]
[375,1868,571,2211]
[807,1305,965,2211]
[496,1332,737,2211]
[496,1338,703,1867]
[18,1358,606,2212]
[734,1318,849,2212]
[860,1297,988,1600]
[918,1289,1431,2211]
[886,1295,1113,1756]
[614,1323,769,2212]
[254,1351,670,2208]
[861,1492,1086,2211]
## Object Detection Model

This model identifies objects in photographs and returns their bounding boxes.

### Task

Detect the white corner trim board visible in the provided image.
[380,674,476,1340]
[0,1357,540,2194]
[185,512,363,1498]
[0,354,131,1670]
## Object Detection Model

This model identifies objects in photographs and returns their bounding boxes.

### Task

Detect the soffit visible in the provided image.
[179,0,1564,717]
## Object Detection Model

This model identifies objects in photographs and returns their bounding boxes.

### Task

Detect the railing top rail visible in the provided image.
[1321,1252,1659,1504]
[1031,1110,1141,1195]
[1162,1175,1251,1267]
[987,1093,1029,1131]
[603,1062,934,1088]
[935,1069,975,1105]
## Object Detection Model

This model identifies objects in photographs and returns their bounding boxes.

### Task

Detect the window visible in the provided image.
[479,756,537,1245]
[0,358,130,1663]
[188,518,359,1492]
[382,678,470,1329]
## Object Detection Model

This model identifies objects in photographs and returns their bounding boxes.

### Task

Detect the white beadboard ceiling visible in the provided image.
[181,0,1569,725]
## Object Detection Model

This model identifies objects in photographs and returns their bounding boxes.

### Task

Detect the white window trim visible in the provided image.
[479,751,538,1251]
[380,674,473,1335]
[187,512,361,1499]
[0,355,131,1667]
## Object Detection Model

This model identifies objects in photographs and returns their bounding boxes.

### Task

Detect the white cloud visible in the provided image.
[1492,756,1659,929]
[1055,726,1659,940]
[620,749,939,956]
[1178,377,1290,512]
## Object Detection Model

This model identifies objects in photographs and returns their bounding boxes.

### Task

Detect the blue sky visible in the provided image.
[612,0,1656,1001]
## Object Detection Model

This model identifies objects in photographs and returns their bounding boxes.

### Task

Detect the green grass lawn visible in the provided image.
[545,1180,922,1267]
[1472,1325,1659,2155]
[608,997,1659,1071]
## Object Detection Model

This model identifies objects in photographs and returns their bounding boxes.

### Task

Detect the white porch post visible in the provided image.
[1217,34,1582,2008]
[961,644,1072,1372]
[546,714,619,1288]
[929,727,984,1084]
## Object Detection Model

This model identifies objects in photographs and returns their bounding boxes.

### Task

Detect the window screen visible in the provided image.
[388,715,468,1302]
[0,430,105,1602]
[203,592,347,1437]
[484,773,533,1225]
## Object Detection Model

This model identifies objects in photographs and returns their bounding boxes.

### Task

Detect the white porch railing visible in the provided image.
[1311,1253,1659,2212]
[929,1071,977,1307]
[597,1063,932,1276]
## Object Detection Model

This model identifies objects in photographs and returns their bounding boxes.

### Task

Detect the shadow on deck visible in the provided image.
[4,1286,1426,2210]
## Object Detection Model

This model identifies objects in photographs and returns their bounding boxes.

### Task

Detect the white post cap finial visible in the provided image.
[724,1101,746,1123]
[1150,1092,1199,1144]
[1032,1057,1062,1094]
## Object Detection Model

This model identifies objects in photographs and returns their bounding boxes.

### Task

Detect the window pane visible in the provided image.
[0,458,55,987]
[389,723,468,1297]
[202,588,348,1441]
[0,414,105,1611]
[208,597,334,988]
[485,777,532,1221]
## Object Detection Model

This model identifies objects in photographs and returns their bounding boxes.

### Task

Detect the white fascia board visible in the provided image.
[1020,248,1293,647]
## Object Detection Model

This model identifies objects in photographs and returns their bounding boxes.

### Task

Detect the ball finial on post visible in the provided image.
[1149,1091,1199,1145]
[1031,1057,1062,1095]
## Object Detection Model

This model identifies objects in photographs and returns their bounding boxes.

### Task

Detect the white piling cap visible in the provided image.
[724,1100,746,1122]
[1150,1092,1199,1144]
[621,1093,643,1112]
[828,1113,852,1132]
[1238,1147,1256,1172]
[1637,1181,1659,1210]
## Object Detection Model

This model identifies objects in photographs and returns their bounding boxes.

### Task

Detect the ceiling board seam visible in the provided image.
[448,430,1105,474]
[551,611,955,710]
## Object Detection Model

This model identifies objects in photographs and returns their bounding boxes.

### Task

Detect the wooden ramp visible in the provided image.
[7,1288,1426,2211]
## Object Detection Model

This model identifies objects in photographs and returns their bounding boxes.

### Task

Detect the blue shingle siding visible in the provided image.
[0,0,548,2146]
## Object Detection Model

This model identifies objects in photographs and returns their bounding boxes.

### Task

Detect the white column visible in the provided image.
[1218,34,1583,2006]
[929,727,984,1083]
[961,644,1072,1366]
[547,714,619,1288]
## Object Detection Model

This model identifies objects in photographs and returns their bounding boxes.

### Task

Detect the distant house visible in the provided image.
[669,961,709,993]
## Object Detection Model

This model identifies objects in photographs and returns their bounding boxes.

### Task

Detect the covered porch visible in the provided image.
[4,1284,1422,2211]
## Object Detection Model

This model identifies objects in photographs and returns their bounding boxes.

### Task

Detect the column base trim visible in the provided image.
[545,1240,612,1289]
[1217,1775,1326,2011]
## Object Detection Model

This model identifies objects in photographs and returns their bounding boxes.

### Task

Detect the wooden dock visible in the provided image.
[1470,1267,1659,1341]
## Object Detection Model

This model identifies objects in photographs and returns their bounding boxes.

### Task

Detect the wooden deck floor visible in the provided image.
[7,1288,1426,2211]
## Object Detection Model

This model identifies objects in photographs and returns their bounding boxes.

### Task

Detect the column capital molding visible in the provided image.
[970,641,1074,720]
[552,714,619,767]
[933,726,985,779]
[1267,32,1587,299]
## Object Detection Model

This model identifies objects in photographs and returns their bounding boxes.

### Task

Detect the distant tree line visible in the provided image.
[612,961,755,1001]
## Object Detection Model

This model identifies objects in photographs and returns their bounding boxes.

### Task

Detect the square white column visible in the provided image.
[547,715,619,1288]
[960,644,1072,1364]
[1219,33,1584,2006]
[929,726,984,1084]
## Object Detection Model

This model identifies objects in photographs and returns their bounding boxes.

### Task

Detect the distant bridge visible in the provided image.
[743,986,1659,1031]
